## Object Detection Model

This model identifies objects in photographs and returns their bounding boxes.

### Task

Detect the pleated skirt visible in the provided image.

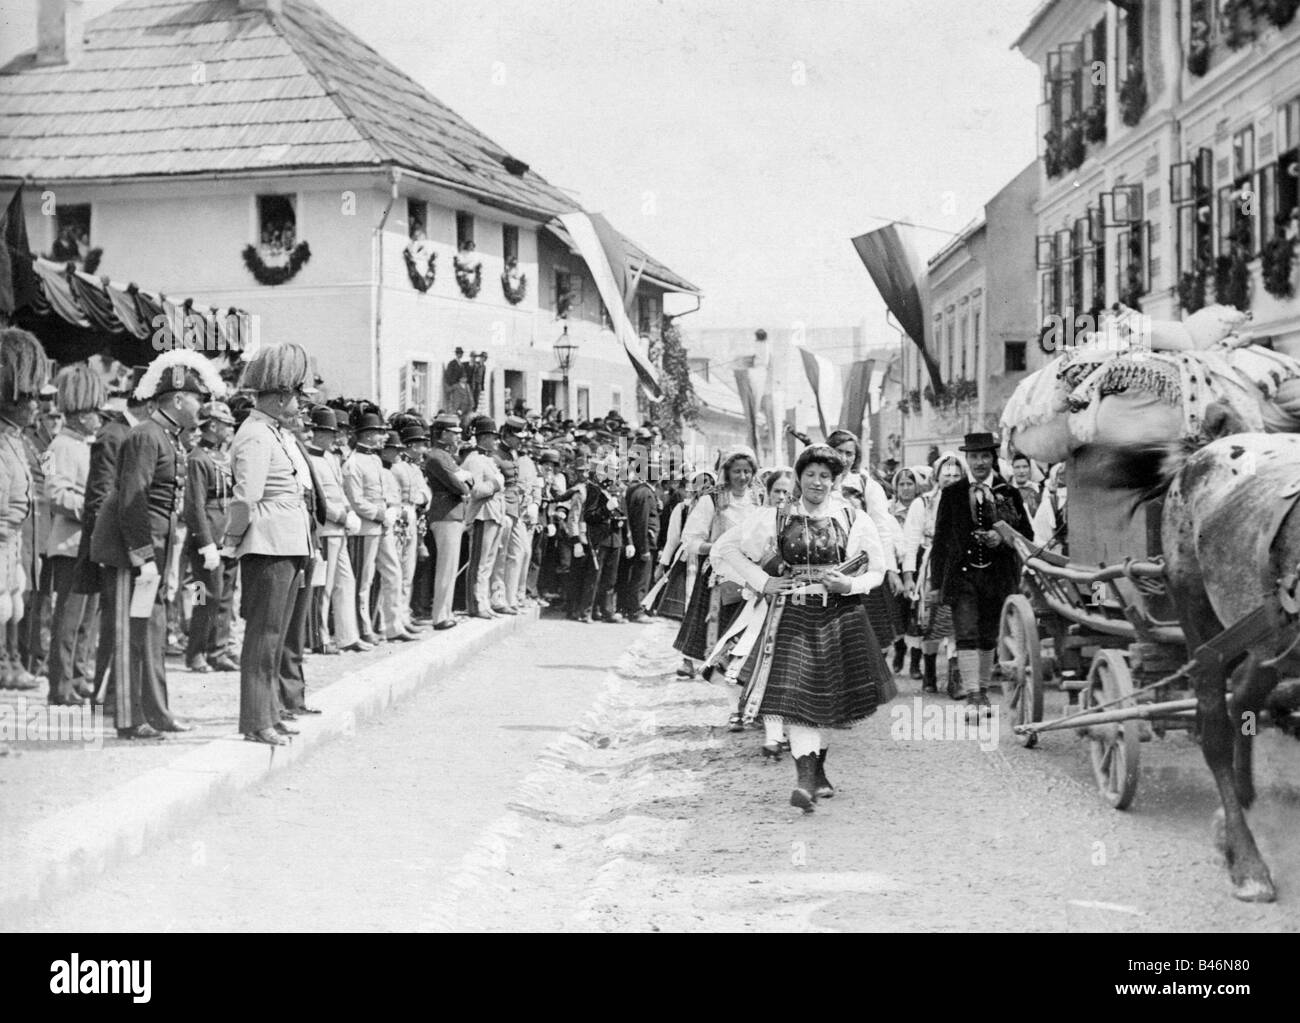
[757,596,896,727]
[673,558,742,660]
[651,555,689,620]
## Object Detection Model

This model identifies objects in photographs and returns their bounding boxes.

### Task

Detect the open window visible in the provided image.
[408,199,428,242]
[502,224,519,265]
[257,194,297,258]
[456,211,475,251]
[50,202,91,264]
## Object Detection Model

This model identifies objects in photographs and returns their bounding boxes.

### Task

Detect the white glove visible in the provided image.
[344,510,361,535]
[136,560,160,584]
[573,542,585,558]
[383,507,398,529]
[606,497,619,511]
[624,543,635,560]
[546,524,556,537]
[198,543,220,571]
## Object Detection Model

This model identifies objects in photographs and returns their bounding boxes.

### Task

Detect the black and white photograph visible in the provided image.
[0,0,1298,968]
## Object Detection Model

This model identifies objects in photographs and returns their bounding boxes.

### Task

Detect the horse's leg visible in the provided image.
[1182,598,1276,902]
[1230,653,1277,810]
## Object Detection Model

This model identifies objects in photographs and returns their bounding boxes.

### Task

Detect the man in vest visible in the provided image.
[927,432,1028,720]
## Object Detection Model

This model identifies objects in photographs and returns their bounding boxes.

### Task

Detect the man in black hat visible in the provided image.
[183,401,239,673]
[460,416,505,618]
[306,405,367,653]
[399,422,435,623]
[617,440,660,622]
[391,423,431,626]
[928,431,1027,718]
[343,412,389,644]
[92,353,222,738]
[489,415,529,614]
[423,413,471,629]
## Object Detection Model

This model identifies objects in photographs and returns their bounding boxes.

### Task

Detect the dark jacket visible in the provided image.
[423,446,470,522]
[73,410,133,591]
[928,475,1027,605]
[184,441,230,552]
[624,480,660,558]
[90,417,185,570]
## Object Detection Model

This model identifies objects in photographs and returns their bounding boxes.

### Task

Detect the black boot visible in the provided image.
[790,754,818,812]
[922,653,938,693]
[892,639,906,674]
[947,658,963,700]
[909,647,923,680]
[815,749,835,798]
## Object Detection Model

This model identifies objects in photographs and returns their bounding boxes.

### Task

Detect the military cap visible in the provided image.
[309,406,339,432]
[201,400,237,426]
[502,415,528,434]
[355,412,386,433]
[400,424,430,444]
[471,415,499,436]
[538,448,561,465]
[382,429,404,450]
[432,413,463,433]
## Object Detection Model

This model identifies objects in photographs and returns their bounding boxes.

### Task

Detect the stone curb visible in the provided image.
[0,608,538,925]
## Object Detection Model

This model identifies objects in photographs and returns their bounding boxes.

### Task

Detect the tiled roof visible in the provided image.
[0,0,580,216]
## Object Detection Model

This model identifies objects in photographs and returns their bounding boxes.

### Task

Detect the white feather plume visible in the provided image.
[134,349,227,401]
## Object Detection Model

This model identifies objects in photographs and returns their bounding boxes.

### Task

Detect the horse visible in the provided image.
[1078,422,1300,902]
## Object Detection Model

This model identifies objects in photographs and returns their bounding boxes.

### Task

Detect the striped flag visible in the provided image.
[733,368,762,454]
[839,359,873,437]
[867,365,887,414]
[557,211,662,399]
[797,346,842,441]
[850,222,944,395]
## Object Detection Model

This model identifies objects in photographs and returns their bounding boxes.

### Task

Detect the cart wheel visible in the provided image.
[997,594,1043,748]
[1081,650,1140,810]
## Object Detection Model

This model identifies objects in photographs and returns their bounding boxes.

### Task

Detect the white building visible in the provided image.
[0,0,701,415]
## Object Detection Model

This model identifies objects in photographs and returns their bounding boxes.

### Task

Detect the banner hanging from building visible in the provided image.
[797,345,842,441]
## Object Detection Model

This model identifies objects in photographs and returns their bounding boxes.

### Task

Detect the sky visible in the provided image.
[0,0,1043,337]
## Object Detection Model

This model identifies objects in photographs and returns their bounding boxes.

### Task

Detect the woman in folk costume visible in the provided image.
[646,469,714,621]
[672,447,760,685]
[704,466,796,757]
[826,430,904,652]
[0,328,50,690]
[902,451,968,695]
[1032,461,1068,555]
[889,464,930,681]
[713,445,896,812]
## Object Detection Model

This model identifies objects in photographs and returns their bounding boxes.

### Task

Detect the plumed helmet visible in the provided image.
[0,327,50,404]
[54,362,108,415]
[134,350,226,402]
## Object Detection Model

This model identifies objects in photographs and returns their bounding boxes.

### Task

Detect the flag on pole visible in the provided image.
[556,211,662,399]
[733,368,761,454]
[797,346,842,441]
[1,183,42,317]
[867,365,887,415]
[850,222,944,395]
[839,359,873,437]
[785,407,799,464]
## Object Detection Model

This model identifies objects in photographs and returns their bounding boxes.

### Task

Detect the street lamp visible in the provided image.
[553,325,578,417]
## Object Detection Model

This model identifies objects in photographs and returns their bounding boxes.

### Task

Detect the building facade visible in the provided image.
[0,0,700,415]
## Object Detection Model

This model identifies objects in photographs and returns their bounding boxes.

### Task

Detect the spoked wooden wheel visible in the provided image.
[997,595,1043,748]
[1081,650,1140,810]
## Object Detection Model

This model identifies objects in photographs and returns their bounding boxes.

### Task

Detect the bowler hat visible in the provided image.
[959,431,999,453]
[310,406,338,432]
[334,409,352,430]
[471,415,498,436]
[355,412,386,433]
[383,430,404,450]
[400,424,429,444]
[502,415,528,434]
[432,412,462,433]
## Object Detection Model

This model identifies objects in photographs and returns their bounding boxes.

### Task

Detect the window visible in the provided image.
[945,316,955,381]
[1116,3,1146,126]
[973,307,982,377]
[576,385,590,422]
[50,202,91,263]
[959,311,969,378]
[401,360,430,415]
[555,270,581,318]
[456,211,475,251]
[502,224,519,265]
[1005,341,1027,373]
[1171,147,1215,287]
[407,199,428,241]
[257,194,296,256]
[609,387,623,416]
[1117,222,1152,303]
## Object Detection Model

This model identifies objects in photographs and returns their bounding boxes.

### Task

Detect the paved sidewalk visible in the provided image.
[0,608,538,924]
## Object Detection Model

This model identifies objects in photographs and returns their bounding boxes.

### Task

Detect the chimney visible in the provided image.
[36,0,85,66]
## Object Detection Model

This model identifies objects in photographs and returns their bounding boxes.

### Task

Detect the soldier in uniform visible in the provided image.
[223,344,315,745]
[342,412,389,644]
[183,401,239,673]
[20,382,61,682]
[306,405,366,653]
[44,363,107,704]
[423,413,471,630]
[91,351,222,738]
[0,329,51,691]
[927,432,1028,719]
[460,416,505,619]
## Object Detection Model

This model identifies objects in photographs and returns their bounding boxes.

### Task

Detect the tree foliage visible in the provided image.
[647,315,700,444]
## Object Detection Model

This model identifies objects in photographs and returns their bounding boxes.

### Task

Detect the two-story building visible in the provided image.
[1015,0,1300,356]
[0,0,701,416]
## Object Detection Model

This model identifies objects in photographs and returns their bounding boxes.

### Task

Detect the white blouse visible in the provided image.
[681,488,761,558]
[711,496,886,597]
[837,470,900,573]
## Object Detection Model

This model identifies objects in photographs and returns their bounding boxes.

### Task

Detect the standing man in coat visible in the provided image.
[91,351,221,739]
[306,405,367,653]
[460,416,505,619]
[927,432,1028,719]
[342,412,389,644]
[423,413,470,630]
[44,364,107,704]
[489,415,527,615]
[183,401,239,673]
[618,446,660,623]
[223,344,314,746]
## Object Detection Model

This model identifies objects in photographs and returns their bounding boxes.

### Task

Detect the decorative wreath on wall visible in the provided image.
[501,258,527,304]
[242,241,311,286]
[403,241,437,292]
[454,247,483,299]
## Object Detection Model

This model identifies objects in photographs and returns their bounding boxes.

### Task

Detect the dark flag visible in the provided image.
[733,368,761,454]
[1,183,44,316]
[839,359,874,437]
[850,223,944,395]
